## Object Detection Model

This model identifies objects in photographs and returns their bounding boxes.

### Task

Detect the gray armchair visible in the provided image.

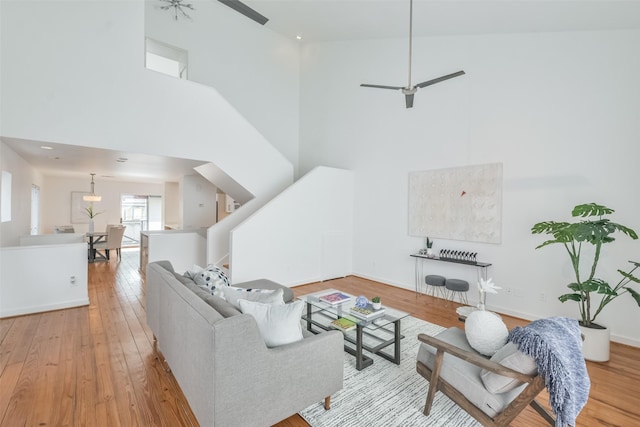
[416,327,554,427]
[416,318,589,427]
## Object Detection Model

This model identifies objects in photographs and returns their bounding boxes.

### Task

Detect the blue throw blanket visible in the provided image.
[508,317,590,427]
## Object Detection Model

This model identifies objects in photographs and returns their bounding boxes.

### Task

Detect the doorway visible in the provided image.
[121,194,163,247]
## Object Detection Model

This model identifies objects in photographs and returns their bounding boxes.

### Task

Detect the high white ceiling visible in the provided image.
[5,1,640,182]
[244,0,640,43]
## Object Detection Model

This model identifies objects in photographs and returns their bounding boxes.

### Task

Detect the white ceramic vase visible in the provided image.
[88,219,94,235]
[477,291,487,311]
[580,324,610,362]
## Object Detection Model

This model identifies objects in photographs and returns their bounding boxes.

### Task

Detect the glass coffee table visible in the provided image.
[298,289,409,370]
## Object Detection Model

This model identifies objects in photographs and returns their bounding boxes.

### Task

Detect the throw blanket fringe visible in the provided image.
[508,317,590,427]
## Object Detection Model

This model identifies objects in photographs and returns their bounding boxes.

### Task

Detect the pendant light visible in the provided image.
[83,173,102,202]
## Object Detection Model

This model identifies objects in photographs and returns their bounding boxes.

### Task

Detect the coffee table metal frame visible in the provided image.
[299,289,408,370]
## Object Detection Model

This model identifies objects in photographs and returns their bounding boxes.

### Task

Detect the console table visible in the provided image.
[410,253,491,296]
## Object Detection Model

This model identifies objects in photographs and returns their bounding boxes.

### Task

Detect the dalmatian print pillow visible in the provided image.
[192,264,229,295]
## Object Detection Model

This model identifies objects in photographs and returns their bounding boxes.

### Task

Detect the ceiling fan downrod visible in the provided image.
[359,0,465,109]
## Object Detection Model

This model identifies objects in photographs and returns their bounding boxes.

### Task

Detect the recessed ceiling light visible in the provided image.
[40,146,53,150]
[296,35,302,40]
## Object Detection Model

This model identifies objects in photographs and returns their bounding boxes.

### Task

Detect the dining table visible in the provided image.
[86,231,107,263]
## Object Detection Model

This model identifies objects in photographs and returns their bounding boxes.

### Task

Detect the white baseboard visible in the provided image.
[0,298,90,318]
[349,272,640,349]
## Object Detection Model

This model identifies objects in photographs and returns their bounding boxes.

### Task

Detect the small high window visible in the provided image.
[145,38,188,79]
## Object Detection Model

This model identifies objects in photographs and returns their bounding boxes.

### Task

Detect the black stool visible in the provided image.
[424,275,446,299]
[445,278,469,304]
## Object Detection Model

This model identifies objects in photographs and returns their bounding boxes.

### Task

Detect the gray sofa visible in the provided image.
[145,261,344,427]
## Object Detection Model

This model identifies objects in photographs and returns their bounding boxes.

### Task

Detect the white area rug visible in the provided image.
[299,317,482,427]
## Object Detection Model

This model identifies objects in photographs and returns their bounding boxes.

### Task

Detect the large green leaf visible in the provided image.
[572,203,614,218]
[625,287,640,307]
[531,221,571,235]
[619,269,640,284]
[582,279,604,292]
[559,293,582,302]
[617,224,639,240]
[567,282,582,292]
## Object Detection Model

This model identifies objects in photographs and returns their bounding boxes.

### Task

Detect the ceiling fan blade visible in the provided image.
[360,84,404,90]
[217,0,268,25]
[415,70,465,89]
[405,93,414,109]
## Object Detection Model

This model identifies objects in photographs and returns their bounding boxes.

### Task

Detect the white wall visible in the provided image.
[299,30,640,345]
[0,141,43,247]
[181,174,217,229]
[41,175,164,234]
[230,167,354,286]
[0,243,89,317]
[144,0,301,175]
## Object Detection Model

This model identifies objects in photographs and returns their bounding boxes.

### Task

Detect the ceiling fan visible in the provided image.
[360,0,465,108]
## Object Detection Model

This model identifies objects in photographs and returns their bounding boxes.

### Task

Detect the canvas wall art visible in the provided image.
[408,163,503,244]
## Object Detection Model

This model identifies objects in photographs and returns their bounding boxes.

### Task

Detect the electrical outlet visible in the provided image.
[70,275,77,286]
[512,289,525,298]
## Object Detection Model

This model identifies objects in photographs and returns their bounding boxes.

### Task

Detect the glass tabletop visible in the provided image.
[298,289,410,330]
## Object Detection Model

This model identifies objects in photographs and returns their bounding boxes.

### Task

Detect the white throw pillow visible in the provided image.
[222,286,284,309]
[465,310,508,356]
[239,300,304,348]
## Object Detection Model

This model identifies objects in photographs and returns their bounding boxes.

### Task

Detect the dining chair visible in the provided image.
[93,225,126,260]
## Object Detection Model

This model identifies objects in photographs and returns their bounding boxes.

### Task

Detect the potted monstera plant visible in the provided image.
[531,203,639,361]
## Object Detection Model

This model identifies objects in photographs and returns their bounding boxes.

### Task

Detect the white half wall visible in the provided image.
[147,230,207,274]
[0,243,89,317]
[299,30,640,346]
[230,167,354,286]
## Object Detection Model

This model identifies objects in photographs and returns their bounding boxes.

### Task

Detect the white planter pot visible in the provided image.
[580,324,610,362]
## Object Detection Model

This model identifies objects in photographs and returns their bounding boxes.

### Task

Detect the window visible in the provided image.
[145,38,188,79]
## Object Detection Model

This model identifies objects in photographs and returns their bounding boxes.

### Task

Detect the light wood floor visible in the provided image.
[1,249,638,426]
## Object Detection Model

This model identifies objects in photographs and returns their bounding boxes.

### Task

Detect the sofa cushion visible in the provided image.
[233,278,294,303]
[481,342,538,394]
[174,272,196,286]
[222,286,285,309]
[181,279,241,318]
[239,300,304,348]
